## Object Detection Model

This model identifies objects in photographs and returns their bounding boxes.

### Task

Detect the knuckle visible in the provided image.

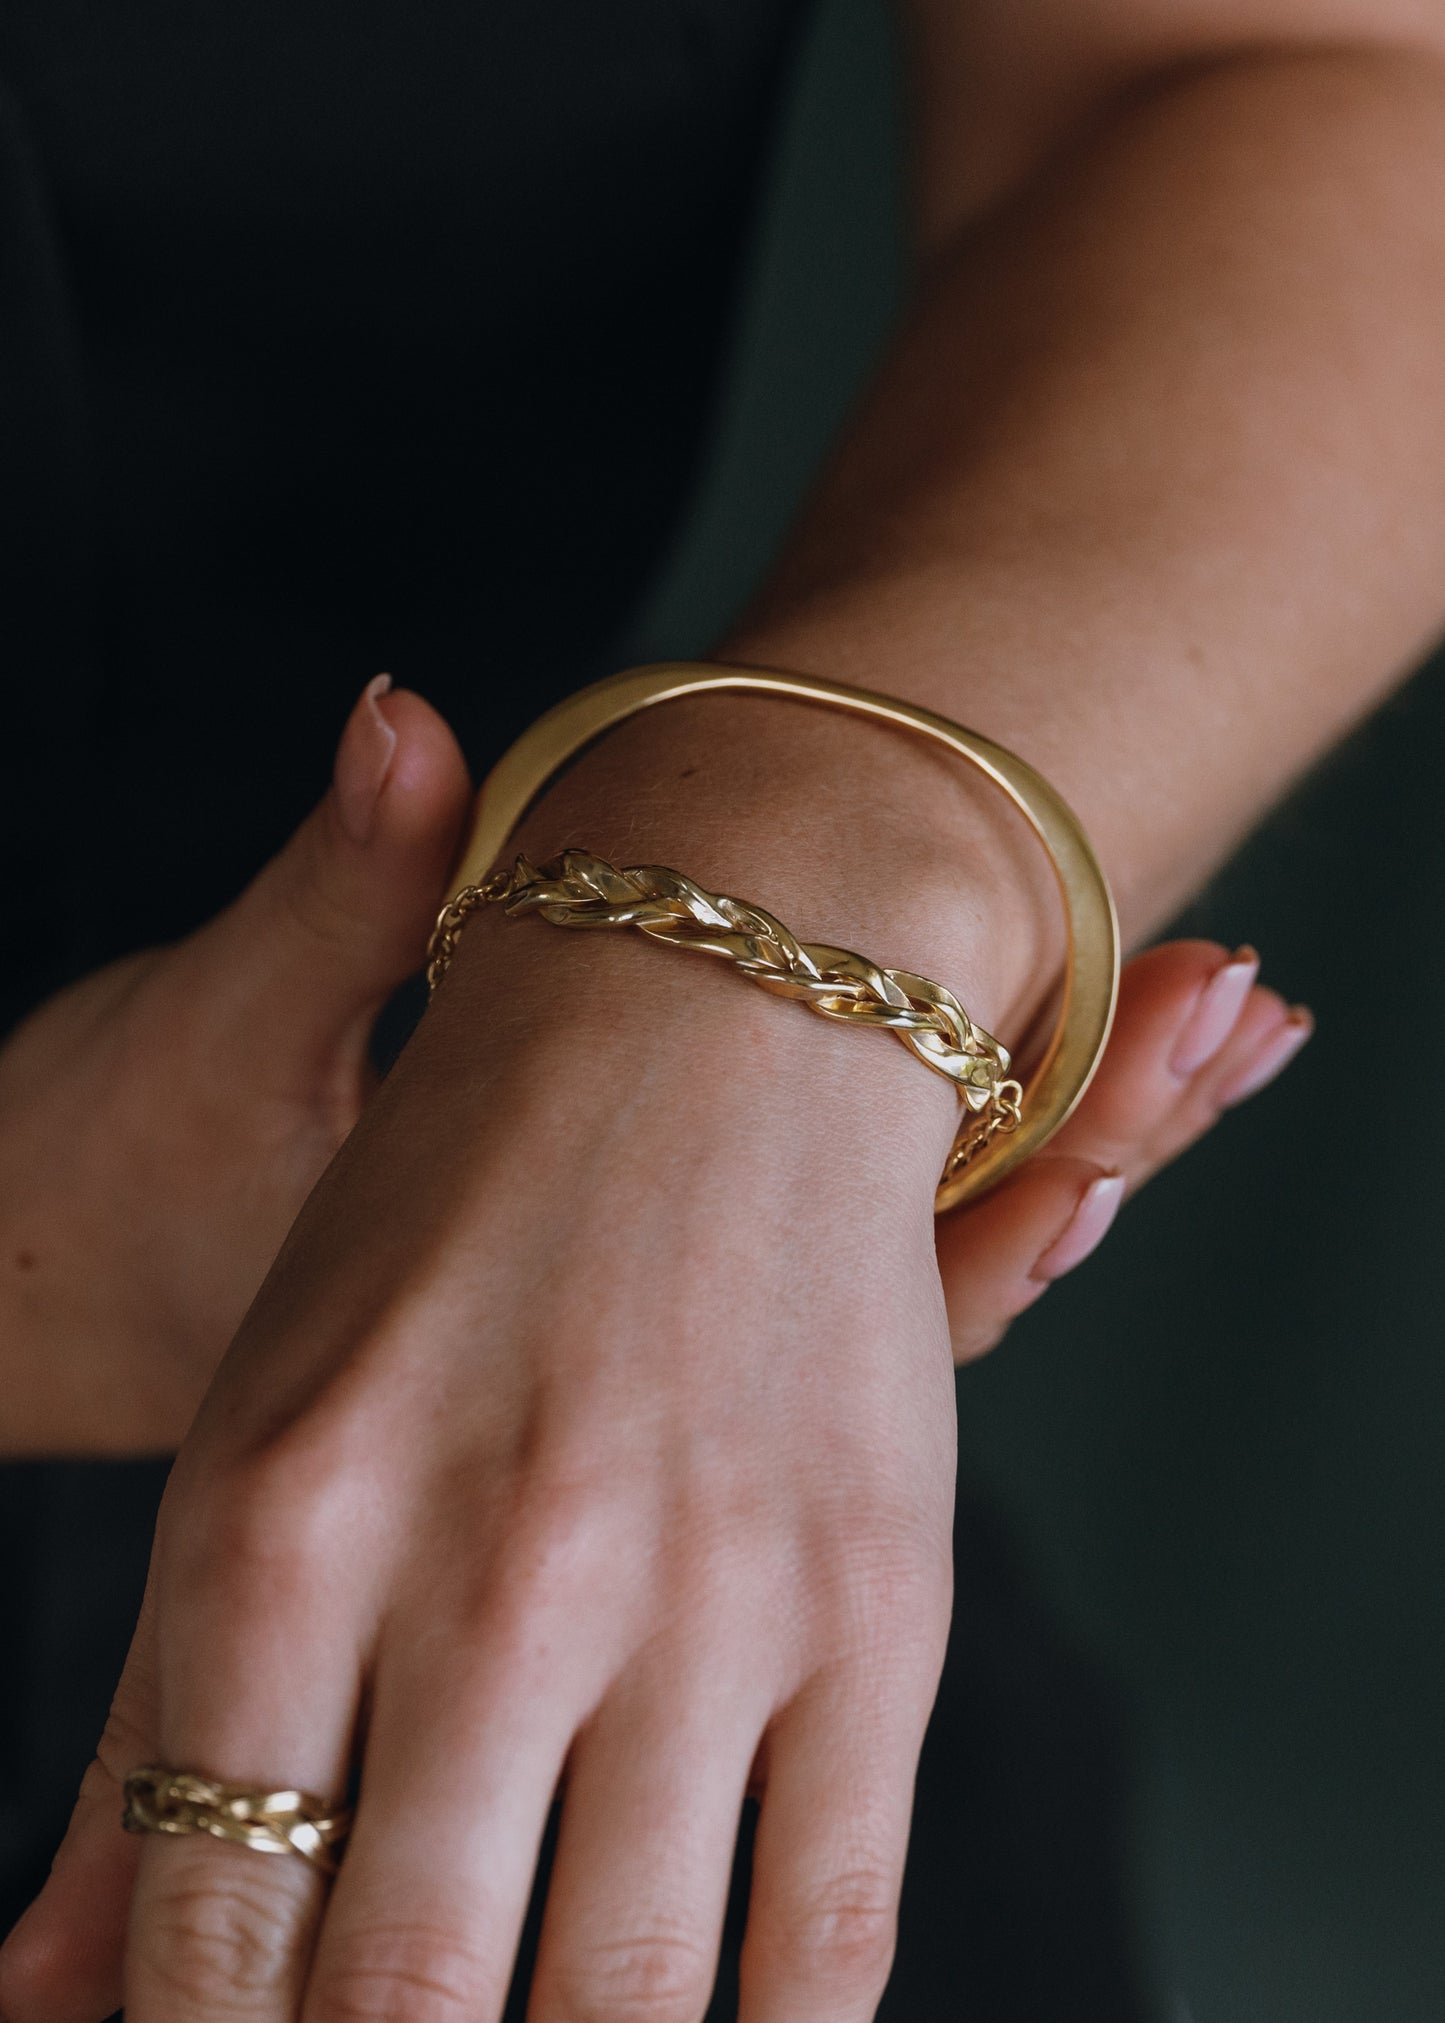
[656,1521,762,1627]
[770,1868,899,1993]
[511,1471,616,1567]
[165,1441,361,1604]
[544,1928,715,2023]
[822,1522,952,1653]
[484,1471,635,1618]
[135,1862,310,2008]
[310,1922,499,2023]
[275,835,358,955]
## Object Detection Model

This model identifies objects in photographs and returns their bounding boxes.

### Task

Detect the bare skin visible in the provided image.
[0,685,1296,1459]
[4,0,1441,2017]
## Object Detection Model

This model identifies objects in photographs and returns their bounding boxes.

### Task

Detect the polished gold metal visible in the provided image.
[435,662,1120,1211]
[122,1766,351,1875]
[430,850,1026,1173]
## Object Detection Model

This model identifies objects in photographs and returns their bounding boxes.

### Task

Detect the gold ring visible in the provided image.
[122,1765,352,1875]
[447,662,1120,1210]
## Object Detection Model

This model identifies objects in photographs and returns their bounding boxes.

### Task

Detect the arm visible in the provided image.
[723,8,1445,945]
[489,9,1445,1065]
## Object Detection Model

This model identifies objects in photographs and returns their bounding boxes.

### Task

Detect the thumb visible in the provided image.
[187,675,473,1089]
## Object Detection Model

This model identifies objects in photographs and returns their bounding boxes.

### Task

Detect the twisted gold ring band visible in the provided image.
[444,662,1120,1212]
[122,1766,352,1874]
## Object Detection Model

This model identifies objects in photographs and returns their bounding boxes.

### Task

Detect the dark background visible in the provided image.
[628,2,1445,2016]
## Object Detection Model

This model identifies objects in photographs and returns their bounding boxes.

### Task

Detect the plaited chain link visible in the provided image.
[427,850,1024,1184]
[123,1766,352,1873]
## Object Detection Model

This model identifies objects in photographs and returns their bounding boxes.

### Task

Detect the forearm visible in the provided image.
[486,44,1445,1080]
[717,43,1445,944]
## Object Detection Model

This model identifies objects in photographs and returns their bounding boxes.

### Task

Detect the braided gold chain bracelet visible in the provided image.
[426,663,1119,1213]
[429,849,1027,1185]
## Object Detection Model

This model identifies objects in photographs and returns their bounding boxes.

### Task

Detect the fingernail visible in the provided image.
[333,674,396,846]
[1217,1008,1314,1107]
[1169,946,1260,1078]
[1030,1169,1126,1283]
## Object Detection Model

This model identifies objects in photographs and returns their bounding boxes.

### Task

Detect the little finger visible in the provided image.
[737,1665,934,2023]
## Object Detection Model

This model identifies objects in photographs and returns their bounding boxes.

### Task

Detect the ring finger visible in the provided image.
[123,1544,364,2019]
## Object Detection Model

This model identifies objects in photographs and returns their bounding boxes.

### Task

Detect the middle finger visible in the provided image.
[303,1595,615,2021]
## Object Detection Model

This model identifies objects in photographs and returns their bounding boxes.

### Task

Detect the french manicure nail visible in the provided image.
[1217,1009,1314,1107]
[334,673,396,846]
[1030,1169,1126,1283]
[1169,946,1260,1078]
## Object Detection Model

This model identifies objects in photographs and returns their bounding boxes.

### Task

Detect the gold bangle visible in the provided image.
[434,662,1120,1212]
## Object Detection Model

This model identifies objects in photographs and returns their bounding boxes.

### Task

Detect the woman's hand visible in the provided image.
[937,935,1312,1360]
[0,677,471,1454]
[0,698,1310,2022]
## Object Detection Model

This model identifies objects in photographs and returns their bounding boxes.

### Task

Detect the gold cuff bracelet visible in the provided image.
[429,663,1119,1212]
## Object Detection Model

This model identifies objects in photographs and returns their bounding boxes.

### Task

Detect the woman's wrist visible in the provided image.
[490,672,1066,1046]
[421,664,1075,1216]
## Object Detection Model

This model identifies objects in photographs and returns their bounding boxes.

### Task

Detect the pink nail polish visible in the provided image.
[1217,1010,1314,1107]
[1030,1170,1126,1283]
[1169,946,1260,1078]
[333,674,397,846]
